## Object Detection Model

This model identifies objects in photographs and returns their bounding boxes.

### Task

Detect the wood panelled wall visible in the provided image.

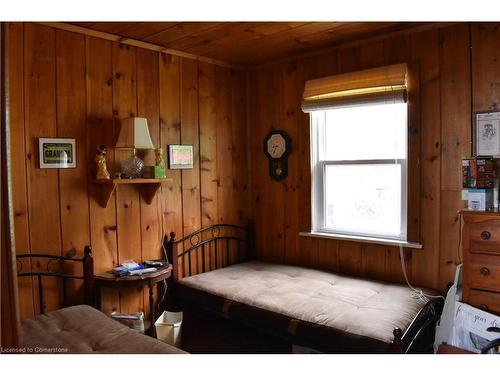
[8,22,500,321]
[248,23,500,292]
[8,22,248,319]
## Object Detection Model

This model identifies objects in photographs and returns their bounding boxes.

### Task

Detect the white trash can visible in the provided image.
[155,311,183,347]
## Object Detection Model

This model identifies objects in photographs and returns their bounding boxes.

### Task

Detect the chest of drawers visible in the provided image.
[461,210,500,315]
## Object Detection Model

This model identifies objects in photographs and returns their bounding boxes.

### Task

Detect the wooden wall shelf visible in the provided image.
[93,178,173,208]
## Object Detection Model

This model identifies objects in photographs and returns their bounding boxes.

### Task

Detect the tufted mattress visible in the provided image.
[22,305,186,354]
[177,261,436,353]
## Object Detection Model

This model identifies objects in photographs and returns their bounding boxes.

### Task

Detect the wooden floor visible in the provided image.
[180,308,291,354]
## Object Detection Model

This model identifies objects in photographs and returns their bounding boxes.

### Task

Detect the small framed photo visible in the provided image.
[38,138,76,169]
[168,144,194,169]
[475,111,500,157]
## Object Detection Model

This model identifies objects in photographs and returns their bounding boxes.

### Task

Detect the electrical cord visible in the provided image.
[156,185,169,308]
[399,245,445,303]
[456,211,463,264]
[158,279,168,307]
[158,184,170,264]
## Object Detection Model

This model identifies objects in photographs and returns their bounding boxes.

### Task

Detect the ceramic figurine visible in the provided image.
[153,148,166,178]
[155,148,165,168]
[95,145,111,180]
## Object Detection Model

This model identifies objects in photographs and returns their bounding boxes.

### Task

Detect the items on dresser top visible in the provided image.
[462,157,495,189]
[461,157,499,211]
[467,189,494,211]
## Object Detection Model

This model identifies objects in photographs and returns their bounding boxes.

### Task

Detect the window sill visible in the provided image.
[298,231,423,249]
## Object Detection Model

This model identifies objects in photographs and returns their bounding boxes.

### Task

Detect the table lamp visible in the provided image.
[115,117,154,178]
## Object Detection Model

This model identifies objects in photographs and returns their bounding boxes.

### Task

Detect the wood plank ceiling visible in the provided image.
[69,22,428,65]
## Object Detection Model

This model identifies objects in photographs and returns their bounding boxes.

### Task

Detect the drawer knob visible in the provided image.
[480,267,491,276]
[480,231,491,240]
[479,304,490,311]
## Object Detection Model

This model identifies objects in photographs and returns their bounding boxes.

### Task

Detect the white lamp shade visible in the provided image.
[116,117,155,149]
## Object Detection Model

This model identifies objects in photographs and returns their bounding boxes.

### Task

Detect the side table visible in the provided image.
[93,264,172,337]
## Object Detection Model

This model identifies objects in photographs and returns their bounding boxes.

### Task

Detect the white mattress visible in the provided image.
[179,261,432,343]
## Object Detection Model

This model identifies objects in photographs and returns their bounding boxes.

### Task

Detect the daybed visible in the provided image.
[165,223,443,353]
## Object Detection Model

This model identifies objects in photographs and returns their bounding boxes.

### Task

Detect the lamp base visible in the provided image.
[121,151,144,178]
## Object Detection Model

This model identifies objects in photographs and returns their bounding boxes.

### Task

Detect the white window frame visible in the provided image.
[310,106,408,242]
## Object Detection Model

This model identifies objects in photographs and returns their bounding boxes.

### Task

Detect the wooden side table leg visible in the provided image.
[149,280,155,337]
[157,280,165,313]
[96,285,102,311]
[165,278,173,310]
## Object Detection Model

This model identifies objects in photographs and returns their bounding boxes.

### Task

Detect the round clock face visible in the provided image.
[266,134,286,158]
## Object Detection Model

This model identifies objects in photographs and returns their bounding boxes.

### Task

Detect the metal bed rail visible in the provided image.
[16,246,94,314]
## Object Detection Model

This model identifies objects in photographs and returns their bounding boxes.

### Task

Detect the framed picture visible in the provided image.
[168,144,194,169]
[475,111,500,157]
[38,138,76,169]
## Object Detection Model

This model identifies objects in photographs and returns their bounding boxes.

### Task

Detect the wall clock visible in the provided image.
[263,130,291,181]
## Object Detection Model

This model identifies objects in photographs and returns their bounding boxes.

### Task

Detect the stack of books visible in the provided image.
[112,259,168,276]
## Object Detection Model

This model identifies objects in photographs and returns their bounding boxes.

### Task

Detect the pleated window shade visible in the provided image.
[302,63,408,113]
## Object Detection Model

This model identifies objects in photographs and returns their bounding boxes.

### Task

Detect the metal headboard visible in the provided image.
[165,222,255,281]
[16,246,94,314]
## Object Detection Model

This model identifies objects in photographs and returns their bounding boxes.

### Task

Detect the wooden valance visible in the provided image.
[302,63,408,112]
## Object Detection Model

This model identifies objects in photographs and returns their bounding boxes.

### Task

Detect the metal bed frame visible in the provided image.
[16,246,94,314]
[165,223,254,282]
[165,222,443,353]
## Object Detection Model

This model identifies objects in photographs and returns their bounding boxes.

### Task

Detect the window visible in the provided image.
[303,64,410,243]
[311,102,407,240]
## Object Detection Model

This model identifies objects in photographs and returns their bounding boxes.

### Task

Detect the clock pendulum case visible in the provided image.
[263,130,292,181]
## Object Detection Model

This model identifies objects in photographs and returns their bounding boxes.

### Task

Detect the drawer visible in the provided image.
[465,254,500,292]
[468,219,500,255]
[464,289,500,315]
